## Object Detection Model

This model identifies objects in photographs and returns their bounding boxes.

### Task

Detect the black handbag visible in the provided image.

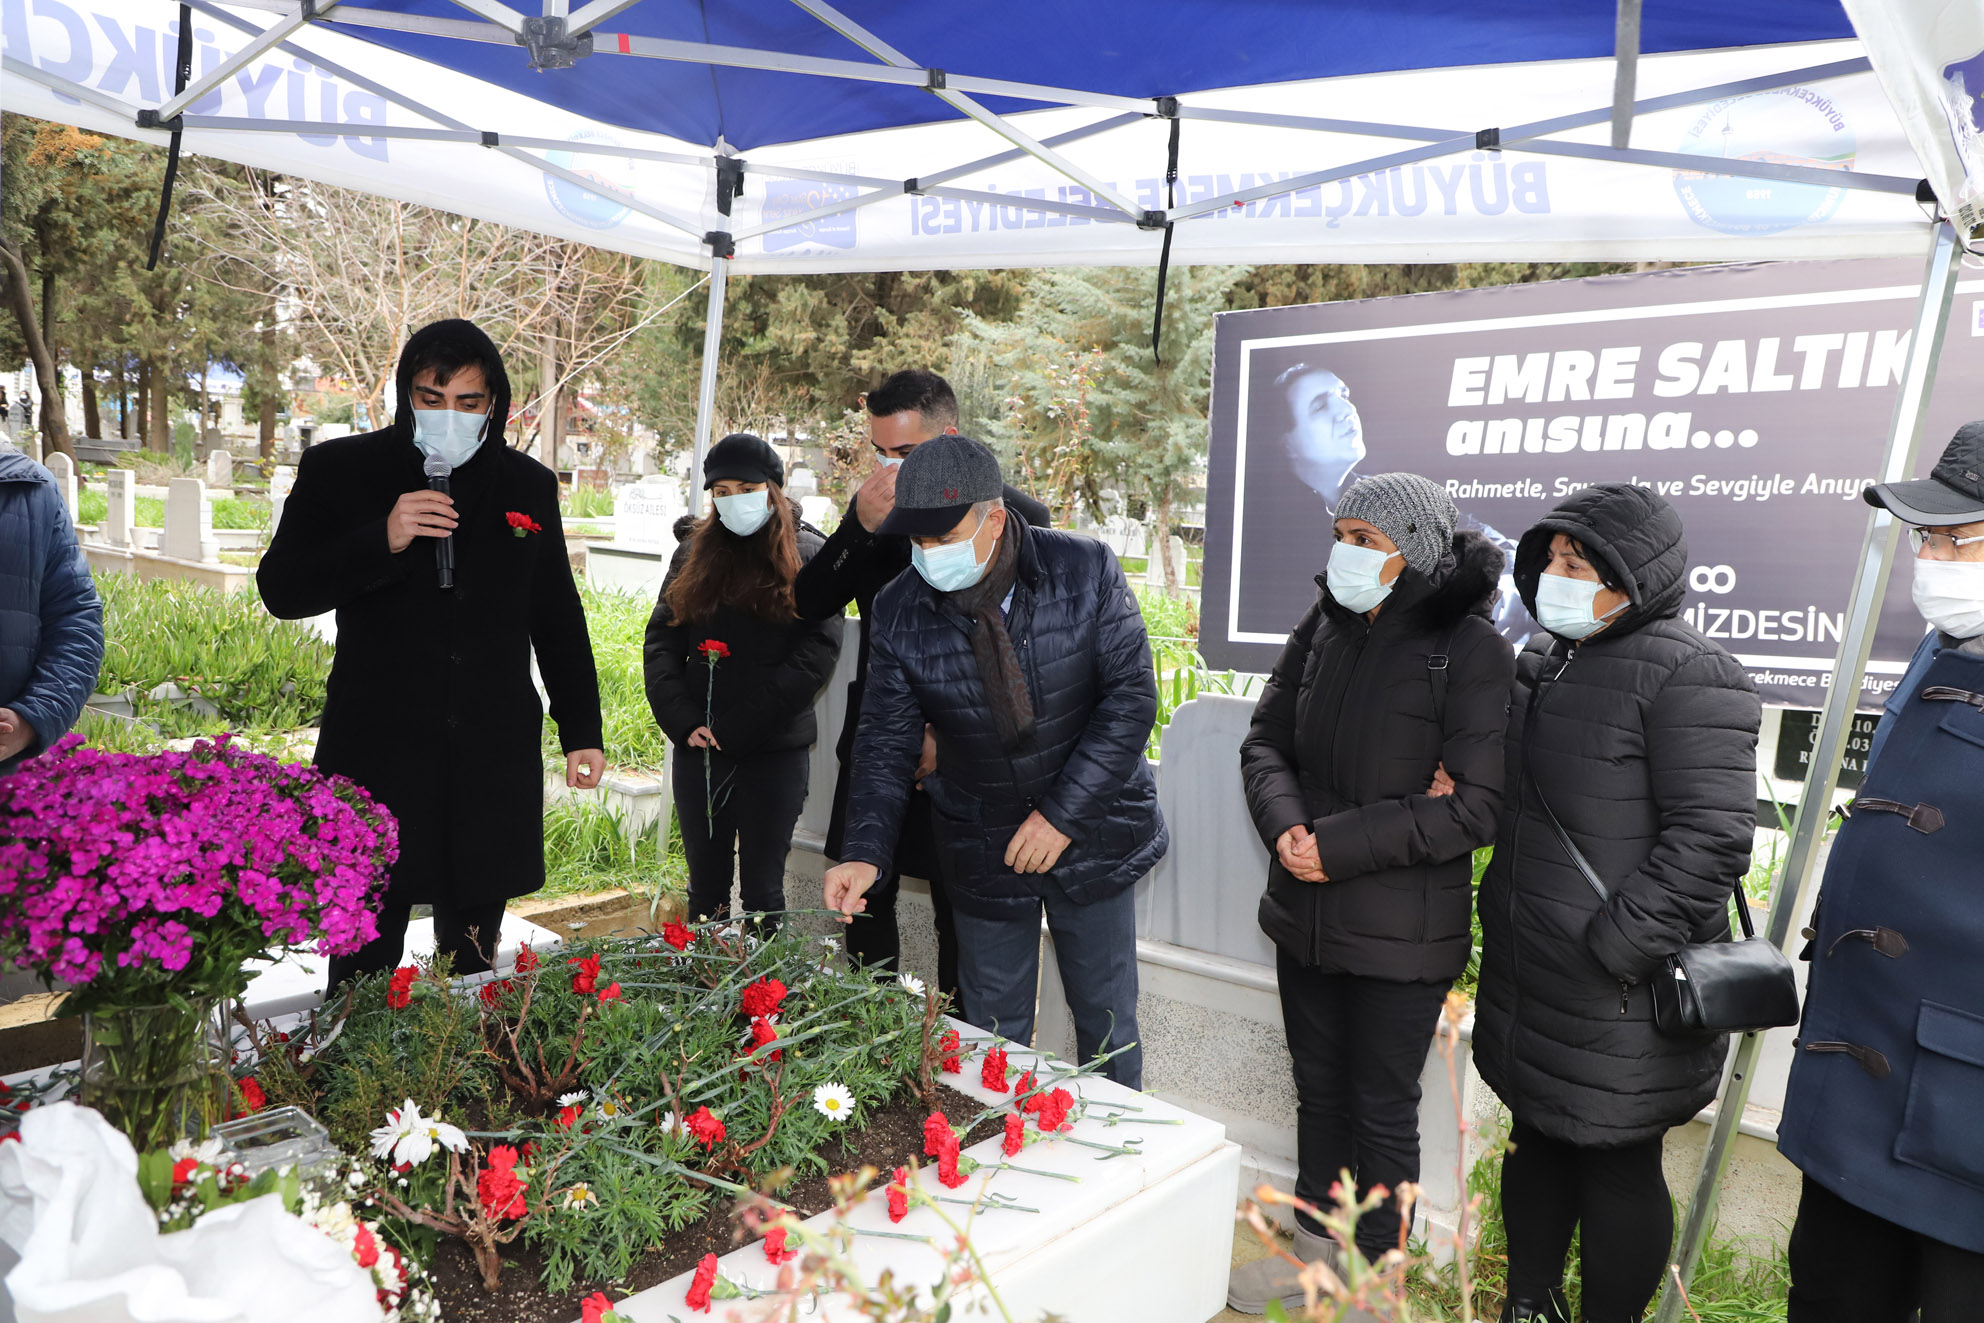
[1527,769,1801,1037]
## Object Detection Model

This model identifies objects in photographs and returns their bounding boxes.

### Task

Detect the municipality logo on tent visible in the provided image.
[1940,48,1984,196]
[543,131,634,231]
[761,177,859,252]
[1672,88,1854,236]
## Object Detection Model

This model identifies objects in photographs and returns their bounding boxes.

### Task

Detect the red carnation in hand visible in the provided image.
[662,921,694,951]
[886,1166,910,1223]
[686,1105,726,1148]
[938,1029,961,1074]
[686,1252,719,1312]
[514,943,539,974]
[568,953,602,995]
[698,639,730,660]
[739,976,786,1019]
[923,1111,954,1158]
[1003,1112,1025,1156]
[763,1225,797,1265]
[981,1045,1010,1092]
[386,965,417,1009]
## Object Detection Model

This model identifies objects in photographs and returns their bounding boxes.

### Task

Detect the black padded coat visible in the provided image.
[1241,531,1514,983]
[1473,484,1761,1148]
[838,518,1167,919]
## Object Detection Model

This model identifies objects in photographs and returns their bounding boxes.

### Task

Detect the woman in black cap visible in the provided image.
[643,433,843,925]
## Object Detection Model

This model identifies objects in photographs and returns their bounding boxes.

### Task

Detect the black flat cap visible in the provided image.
[1866,420,1984,525]
[702,432,782,489]
[876,434,1003,537]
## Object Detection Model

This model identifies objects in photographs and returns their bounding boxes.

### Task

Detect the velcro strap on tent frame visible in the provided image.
[147,2,194,270]
[1151,109,1181,363]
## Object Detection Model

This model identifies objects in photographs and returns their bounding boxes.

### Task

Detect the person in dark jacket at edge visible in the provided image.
[820,435,1163,1087]
[643,432,843,927]
[1777,422,1984,1323]
[259,319,605,990]
[794,370,1050,996]
[0,439,103,772]
[1227,474,1514,1316]
[1474,483,1759,1323]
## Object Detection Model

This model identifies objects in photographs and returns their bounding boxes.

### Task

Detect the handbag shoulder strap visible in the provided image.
[1427,625,1457,728]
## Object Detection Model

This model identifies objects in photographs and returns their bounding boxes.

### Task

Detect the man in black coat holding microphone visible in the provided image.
[259,319,604,989]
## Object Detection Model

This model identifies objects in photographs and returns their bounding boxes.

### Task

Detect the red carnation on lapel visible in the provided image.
[506,510,542,537]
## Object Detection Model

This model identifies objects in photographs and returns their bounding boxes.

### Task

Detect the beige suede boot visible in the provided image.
[1224,1223,1343,1314]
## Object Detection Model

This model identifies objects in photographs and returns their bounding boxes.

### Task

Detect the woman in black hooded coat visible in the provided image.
[1475,483,1760,1323]
[1229,473,1514,1315]
[258,319,604,987]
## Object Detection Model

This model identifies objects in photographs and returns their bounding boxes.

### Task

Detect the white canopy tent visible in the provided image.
[6,1,1982,1311]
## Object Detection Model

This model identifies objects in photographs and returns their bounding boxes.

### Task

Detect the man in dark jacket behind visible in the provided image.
[795,370,1050,995]
[823,435,1164,1087]
[0,442,103,771]
[259,319,604,990]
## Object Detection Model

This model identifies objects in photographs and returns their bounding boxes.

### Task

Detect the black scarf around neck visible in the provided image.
[944,517,1035,750]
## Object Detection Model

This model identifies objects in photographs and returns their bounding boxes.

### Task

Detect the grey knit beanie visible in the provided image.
[1334,473,1457,576]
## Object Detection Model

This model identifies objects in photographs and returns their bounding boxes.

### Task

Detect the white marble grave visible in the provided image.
[204,449,232,489]
[102,469,134,547]
[43,450,77,523]
[162,478,219,564]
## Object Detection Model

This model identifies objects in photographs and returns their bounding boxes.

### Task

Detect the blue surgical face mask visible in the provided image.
[875,455,905,469]
[912,513,991,593]
[1534,571,1627,640]
[1326,541,1399,614]
[411,407,489,469]
[714,489,772,537]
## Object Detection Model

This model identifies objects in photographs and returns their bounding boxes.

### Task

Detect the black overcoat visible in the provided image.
[1473,484,1760,1148]
[1240,531,1514,983]
[257,324,602,909]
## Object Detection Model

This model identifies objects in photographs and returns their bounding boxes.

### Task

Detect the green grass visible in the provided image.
[76,489,269,530]
[560,484,616,520]
[547,583,669,772]
[539,795,686,913]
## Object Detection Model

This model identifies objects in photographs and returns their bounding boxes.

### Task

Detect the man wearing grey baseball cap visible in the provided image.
[1779,420,1984,1319]
[823,434,1166,1086]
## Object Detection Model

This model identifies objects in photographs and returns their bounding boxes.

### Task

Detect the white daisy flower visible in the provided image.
[819,935,840,950]
[811,1082,855,1122]
[169,1136,224,1165]
[367,1099,469,1168]
[658,1109,685,1137]
[557,1090,589,1108]
[898,972,926,997]
[561,1182,599,1210]
[596,1097,627,1120]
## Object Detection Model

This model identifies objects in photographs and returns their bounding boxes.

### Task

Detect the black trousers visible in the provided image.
[324,899,506,992]
[675,746,809,924]
[1501,1119,1671,1323]
[1787,1175,1984,1323]
[1277,951,1452,1262]
[841,824,962,1005]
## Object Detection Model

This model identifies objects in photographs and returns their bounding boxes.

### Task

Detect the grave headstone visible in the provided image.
[270,465,296,534]
[610,474,685,555]
[1143,534,1187,590]
[800,494,834,529]
[43,451,77,524]
[164,477,218,563]
[786,465,819,499]
[103,469,134,547]
[205,449,233,490]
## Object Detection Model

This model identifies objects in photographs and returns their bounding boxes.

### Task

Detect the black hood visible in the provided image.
[1321,529,1504,628]
[1513,482,1686,639]
[391,318,512,454]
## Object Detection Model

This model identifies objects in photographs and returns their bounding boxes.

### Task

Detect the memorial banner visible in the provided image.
[1201,259,1984,709]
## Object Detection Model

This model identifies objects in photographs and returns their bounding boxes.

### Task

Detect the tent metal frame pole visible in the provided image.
[155,0,323,121]
[442,0,526,34]
[689,203,731,519]
[1651,215,1963,1323]
[1611,0,1642,149]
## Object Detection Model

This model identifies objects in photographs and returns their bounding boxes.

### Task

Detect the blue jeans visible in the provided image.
[951,885,1142,1088]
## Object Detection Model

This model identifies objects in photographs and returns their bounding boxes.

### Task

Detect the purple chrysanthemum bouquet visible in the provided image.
[0,734,397,1015]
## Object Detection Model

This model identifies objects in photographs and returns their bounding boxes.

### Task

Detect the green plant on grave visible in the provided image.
[303,922,936,1294]
[540,796,686,915]
[1147,637,1261,760]
[547,584,670,772]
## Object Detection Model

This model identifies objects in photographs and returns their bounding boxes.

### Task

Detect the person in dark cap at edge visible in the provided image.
[794,370,1050,999]
[643,432,842,929]
[822,434,1164,1087]
[258,319,604,991]
[1778,421,1984,1323]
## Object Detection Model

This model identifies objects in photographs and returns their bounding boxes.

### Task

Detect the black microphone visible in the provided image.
[423,453,455,590]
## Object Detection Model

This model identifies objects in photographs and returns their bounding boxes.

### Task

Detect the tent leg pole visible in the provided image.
[688,252,729,517]
[1652,216,1961,1323]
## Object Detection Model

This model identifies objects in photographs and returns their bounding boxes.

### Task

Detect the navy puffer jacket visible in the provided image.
[840,518,1167,918]
[0,447,103,770]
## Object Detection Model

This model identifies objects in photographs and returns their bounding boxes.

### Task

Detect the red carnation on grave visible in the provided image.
[556,1103,584,1131]
[981,1045,1010,1092]
[353,1223,380,1270]
[1013,1069,1037,1101]
[763,1225,797,1265]
[739,976,786,1019]
[686,1105,726,1148]
[887,1166,910,1223]
[568,953,602,995]
[514,943,539,974]
[662,921,694,951]
[235,1078,266,1114]
[1003,1112,1025,1156]
[923,1111,955,1158]
[936,1133,967,1189]
[747,1015,780,1063]
[478,978,516,1006]
[596,981,623,1004]
[477,1145,529,1221]
[685,1252,719,1312]
[1035,1087,1075,1132]
[580,1293,616,1323]
[938,1028,961,1074]
[386,965,417,1009]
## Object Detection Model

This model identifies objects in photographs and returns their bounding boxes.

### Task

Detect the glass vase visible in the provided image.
[79,1000,225,1151]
